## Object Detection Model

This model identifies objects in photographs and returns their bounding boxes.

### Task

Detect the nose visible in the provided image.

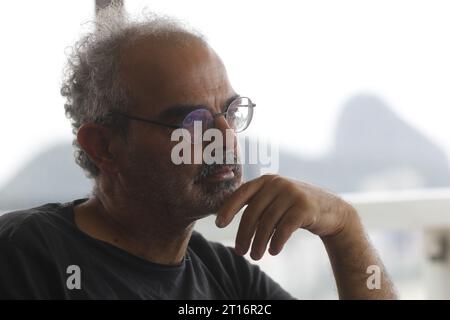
[214,116,238,154]
[214,114,232,132]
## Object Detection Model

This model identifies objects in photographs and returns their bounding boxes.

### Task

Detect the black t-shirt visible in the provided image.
[0,199,294,299]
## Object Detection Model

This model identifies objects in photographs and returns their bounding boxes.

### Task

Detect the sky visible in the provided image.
[1,0,450,189]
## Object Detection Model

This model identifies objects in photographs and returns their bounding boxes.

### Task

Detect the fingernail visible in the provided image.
[250,251,261,261]
[215,217,224,228]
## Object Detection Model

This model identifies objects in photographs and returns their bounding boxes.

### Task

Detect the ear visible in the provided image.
[76,123,121,175]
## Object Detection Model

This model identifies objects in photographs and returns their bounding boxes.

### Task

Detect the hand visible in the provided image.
[216,174,358,260]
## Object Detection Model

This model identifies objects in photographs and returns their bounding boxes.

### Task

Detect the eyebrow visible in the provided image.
[158,94,241,120]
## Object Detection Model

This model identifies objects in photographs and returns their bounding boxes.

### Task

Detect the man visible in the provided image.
[0,4,396,299]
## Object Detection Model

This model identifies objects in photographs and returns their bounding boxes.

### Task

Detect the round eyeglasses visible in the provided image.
[113,96,256,138]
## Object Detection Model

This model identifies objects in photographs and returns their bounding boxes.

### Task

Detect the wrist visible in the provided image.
[321,202,363,246]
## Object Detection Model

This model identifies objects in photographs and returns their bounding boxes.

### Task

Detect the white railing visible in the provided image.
[195,187,450,299]
[345,188,450,299]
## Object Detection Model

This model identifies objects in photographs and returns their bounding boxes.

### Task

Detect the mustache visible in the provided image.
[194,156,242,183]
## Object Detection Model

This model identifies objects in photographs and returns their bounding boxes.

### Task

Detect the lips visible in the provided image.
[194,163,242,184]
[204,165,235,182]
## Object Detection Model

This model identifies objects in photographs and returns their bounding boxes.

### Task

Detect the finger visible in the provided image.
[268,207,302,256]
[250,195,295,260]
[234,186,281,255]
[216,174,275,227]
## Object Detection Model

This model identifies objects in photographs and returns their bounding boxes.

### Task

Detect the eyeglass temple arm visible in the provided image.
[113,111,180,129]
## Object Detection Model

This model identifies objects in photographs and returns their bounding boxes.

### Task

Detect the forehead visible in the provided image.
[119,35,233,116]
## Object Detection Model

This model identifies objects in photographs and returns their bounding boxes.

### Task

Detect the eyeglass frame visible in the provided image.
[109,96,256,133]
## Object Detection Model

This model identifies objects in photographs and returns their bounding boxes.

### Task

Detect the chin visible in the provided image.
[197,178,241,212]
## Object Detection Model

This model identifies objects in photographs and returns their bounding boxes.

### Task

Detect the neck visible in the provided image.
[74,193,195,266]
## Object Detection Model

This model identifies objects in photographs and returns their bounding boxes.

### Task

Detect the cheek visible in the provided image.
[127,125,207,179]
[120,133,163,174]
[130,138,199,181]
[127,127,169,160]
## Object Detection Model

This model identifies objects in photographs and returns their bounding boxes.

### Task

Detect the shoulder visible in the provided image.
[0,202,72,248]
[0,203,74,299]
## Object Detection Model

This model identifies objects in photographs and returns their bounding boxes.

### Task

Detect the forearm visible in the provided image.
[216,175,399,299]
[321,206,398,300]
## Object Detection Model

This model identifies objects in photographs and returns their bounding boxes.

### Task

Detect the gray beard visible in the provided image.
[126,152,242,222]
[193,162,242,212]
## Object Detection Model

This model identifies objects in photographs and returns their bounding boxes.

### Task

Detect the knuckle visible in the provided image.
[268,175,287,188]
[281,215,301,232]
[303,214,318,228]
[261,173,278,182]
[285,182,299,195]
[293,192,309,208]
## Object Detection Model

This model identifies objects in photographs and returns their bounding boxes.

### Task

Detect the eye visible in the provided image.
[227,106,238,118]
[184,113,196,124]
[182,109,213,128]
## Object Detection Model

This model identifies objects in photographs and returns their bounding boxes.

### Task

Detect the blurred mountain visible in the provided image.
[1,93,450,210]
[249,94,450,192]
[0,144,92,210]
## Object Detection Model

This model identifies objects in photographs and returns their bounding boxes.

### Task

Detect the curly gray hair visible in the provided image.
[61,2,205,178]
